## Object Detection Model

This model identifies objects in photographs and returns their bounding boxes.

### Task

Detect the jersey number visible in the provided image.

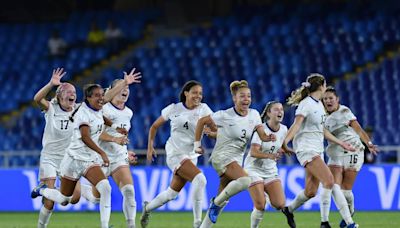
[60,120,69,130]
[183,121,189,130]
[349,154,358,164]
[241,129,246,139]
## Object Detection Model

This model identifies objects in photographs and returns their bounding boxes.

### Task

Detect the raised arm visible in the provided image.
[147,116,167,163]
[80,126,109,167]
[33,68,66,110]
[104,68,141,103]
[350,120,378,154]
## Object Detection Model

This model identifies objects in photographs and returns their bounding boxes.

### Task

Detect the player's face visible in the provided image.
[115,85,130,103]
[59,84,76,110]
[268,103,284,123]
[323,91,339,113]
[233,87,251,111]
[87,87,105,110]
[185,85,203,107]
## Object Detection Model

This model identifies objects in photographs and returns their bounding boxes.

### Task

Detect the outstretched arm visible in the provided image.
[350,120,378,154]
[104,67,142,103]
[324,128,355,151]
[33,68,66,110]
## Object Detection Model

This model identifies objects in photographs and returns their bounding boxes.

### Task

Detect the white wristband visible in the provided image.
[111,123,118,130]
[367,141,373,146]
[194,141,201,151]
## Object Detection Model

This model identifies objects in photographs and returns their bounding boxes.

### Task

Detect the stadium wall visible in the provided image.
[2,165,399,211]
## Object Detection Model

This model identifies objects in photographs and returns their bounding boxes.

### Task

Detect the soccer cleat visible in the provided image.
[208,197,223,223]
[281,206,296,228]
[339,219,347,228]
[140,201,151,228]
[193,221,201,228]
[346,223,359,228]
[31,182,47,199]
[320,221,331,228]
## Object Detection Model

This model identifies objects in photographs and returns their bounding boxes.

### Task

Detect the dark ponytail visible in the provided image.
[179,80,202,103]
[260,101,280,123]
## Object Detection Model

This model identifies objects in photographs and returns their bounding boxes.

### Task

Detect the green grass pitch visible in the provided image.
[0,211,398,227]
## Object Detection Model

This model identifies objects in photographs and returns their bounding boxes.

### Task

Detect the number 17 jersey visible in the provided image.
[161,102,213,157]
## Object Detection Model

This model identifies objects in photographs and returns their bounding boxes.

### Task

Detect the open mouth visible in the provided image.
[122,93,128,97]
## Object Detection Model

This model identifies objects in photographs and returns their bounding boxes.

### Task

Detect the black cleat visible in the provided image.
[281,206,296,228]
[320,221,331,228]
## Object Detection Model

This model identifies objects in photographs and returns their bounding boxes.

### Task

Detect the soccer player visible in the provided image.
[193,80,276,228]
[140,80,212,228]
[322,86,378,227]
[244,101,293,228]
[33,68,81,228]
[80,78,139,228]
[281,73,359,228]
[31,68,141,228]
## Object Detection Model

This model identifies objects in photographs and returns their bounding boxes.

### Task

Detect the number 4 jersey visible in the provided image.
[162,102,213,157]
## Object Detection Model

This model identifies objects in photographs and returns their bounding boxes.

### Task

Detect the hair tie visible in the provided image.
[301,82,311,88]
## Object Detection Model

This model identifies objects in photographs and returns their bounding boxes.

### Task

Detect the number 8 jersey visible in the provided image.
[162,102,213,157]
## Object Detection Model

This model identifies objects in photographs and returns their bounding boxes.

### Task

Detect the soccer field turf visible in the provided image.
[0,211,398,227]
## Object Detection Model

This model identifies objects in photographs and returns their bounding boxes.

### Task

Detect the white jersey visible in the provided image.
[162,102,213,158]
[99,102,133,162]
[67,102,104,161]
[41,100,75,159]
[293,96,326,153]
[244,123,287,177]
[325,105,364,157]
[210,108,263,162]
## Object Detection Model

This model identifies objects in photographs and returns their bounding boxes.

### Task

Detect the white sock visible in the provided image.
[41,188,71,205]
[38,206,52,228]
[81,184,100,203]
[250,208,264,228]
[200,210,214,228]
[96,179,112,228]
[332,184,353,225]
[146,187,179,211]
[214,176,251,206]
[320,187,332,222]
[288,190,309,212]
[121,184,136,228]
[342,190,354,215]
[192,173,207,225]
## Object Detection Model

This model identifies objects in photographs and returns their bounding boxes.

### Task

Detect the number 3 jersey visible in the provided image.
[244,123,287,178]
[67,102,104,161]
[210,108,262,163]
[41,100,75,159]
[324,105,364,157]
[162,102,213,157]
[99,102,133,162]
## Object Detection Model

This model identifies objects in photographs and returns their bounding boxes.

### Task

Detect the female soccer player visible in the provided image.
[140,80,212,228]
[322,86,378,227]
[244,101,293,228]
[194,80,276,228]
[281,73,358,228]
[80,78,139,228]
[33,68,81,228]
[31,68,141,228]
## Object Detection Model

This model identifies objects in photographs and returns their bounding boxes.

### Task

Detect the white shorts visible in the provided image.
[328,151,364,171]
[101,156,129,177]
[60,154,101,181]
[211,155,242,176]
[38,156,63,181]
[166,153,198,174]
[246,168,279,184]
[296,150,323,167]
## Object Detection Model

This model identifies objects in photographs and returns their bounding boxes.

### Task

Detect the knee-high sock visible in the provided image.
[288,190,310,212]
[332,184,353,225]
[37,206,52,228]
[121,184,136,228]
[81,184,100,203]
[192,173,207,225]
[200,210,214,228]
[250,208,264,228]
[146,187,179,212]
[214,176,251,206]
[342,189,354,215]
[41,188,71,205]
[320,187,332,222]
[96,179,112,228]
